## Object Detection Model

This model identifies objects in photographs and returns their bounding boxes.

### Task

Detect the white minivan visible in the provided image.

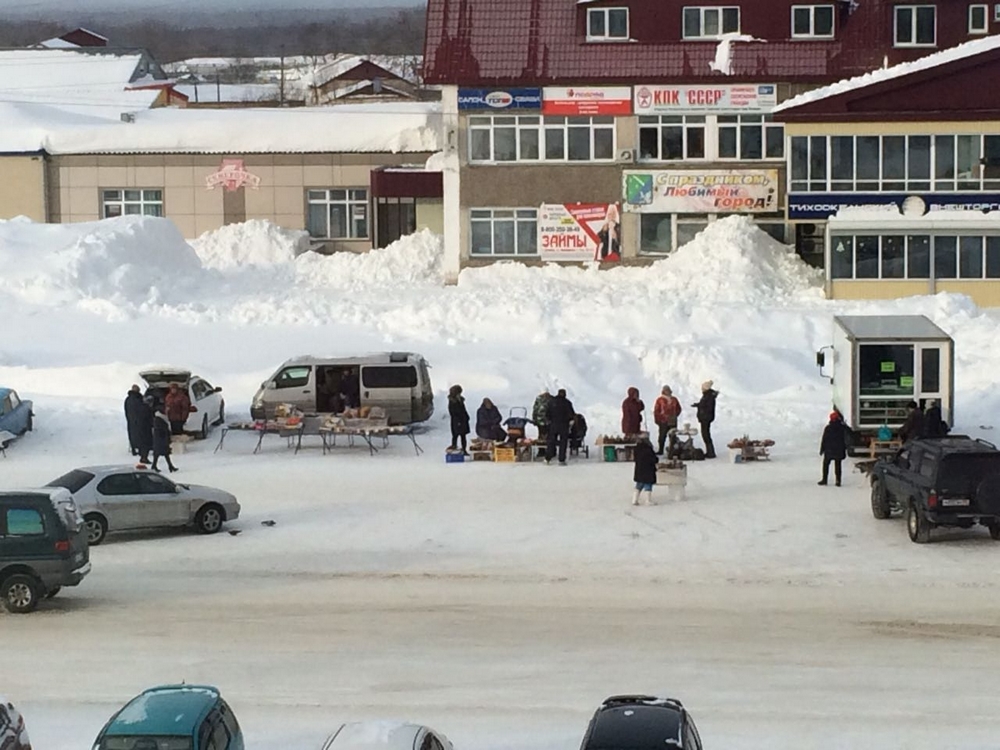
[251,352,434,425]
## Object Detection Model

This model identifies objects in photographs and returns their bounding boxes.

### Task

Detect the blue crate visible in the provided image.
[445,452,465,464]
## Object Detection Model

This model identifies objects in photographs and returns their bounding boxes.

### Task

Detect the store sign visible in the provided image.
[633,84,777,114]
[788,192,1000,220]
[205,159,260,192]
[542,86,632,115]
[623,170,779,214]
[457,87,542,110]
[538,203,622,262]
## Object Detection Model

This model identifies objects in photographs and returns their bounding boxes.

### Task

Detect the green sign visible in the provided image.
[880,361,896,373]
[900,376,914,388]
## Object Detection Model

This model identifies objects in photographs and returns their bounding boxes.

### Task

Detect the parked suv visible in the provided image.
[0,488,91,613]
[870,436,1000,543]
[579,695,703,750]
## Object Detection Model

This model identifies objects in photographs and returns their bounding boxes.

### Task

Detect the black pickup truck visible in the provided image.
[870,436,1000,543]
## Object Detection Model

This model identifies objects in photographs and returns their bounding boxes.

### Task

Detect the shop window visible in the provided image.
[587,7,629,40]
[859,344,914,397]
[791,5,835,37]
[922,349,941,394]
[959,236,984,278]
[907,235,931,279]
[469,208,537,256]
[683,6,740,37]
[306,188,368,239]
[895,5,936,46]
[718,116,783,160]
[640,214,674,254]
[882,235,906,279]
[102,188,163,218]
[830,236,853,279]
[986,237,1000,278]
[639,116,705,161]
[969,4,989,33]
[855,235,879,279]
[934,236,958,279]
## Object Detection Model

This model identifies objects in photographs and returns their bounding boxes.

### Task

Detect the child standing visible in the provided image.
[632,438,658,506]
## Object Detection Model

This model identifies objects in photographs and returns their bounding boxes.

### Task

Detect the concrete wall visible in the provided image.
[0,155,46,221]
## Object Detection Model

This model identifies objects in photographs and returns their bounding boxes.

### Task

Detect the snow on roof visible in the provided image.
[173,82,280,103]
[835,315,951,341]
[775,34,1000,113]
[0,50,157,117]
[0,101,441,154]
[38,37,80,49]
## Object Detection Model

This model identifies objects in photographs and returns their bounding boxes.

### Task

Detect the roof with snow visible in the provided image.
[835,315,951,342]
[0,101,441,155]
[774,34,1000,118]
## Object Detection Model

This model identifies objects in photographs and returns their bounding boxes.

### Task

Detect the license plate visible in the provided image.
[941,498,969,507]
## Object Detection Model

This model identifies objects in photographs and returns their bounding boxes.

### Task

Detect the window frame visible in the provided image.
[586,6,630,41]
[469,208,539,257]
[717,115,785,160]
[969,4,989,33]
[274,366,312,389]
[468,115,615,164]
[306,188,369,240]
[682,6,741,38]
[894,4,937,47]
[829,233,1000,281]
[101,188,164,219]
[96,473,142,497]
[790,4,835,38]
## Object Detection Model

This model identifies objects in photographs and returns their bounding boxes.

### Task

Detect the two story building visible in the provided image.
[423,0,1000,280]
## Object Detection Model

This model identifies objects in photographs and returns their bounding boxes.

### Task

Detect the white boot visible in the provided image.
[631,488,641,506]
[644,490,655,506]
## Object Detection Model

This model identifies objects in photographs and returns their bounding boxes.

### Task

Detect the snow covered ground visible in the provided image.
[2,215,1000,749]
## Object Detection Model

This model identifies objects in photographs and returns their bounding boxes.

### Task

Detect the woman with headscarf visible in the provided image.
[621,387,645,436]
[476,398,506,442]
[448,385,470,454]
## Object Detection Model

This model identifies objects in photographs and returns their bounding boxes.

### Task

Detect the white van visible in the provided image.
[250,352,434,425]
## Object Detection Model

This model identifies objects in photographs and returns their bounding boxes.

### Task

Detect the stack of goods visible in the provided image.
[727,435,775,462]
[257,403,303,430]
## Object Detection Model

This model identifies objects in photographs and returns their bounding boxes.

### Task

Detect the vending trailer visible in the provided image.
[817,315,955,451]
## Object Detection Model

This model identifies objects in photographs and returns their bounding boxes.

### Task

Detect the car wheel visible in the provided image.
[1,574,41,614]
[45,586,61,599]
[217,401,225,426]
[25,413,33,433]
[989,522,1000,541]
[198,414,209,440]
[906,501,932,544]
[870,479,891,519]
[84,513,108,546]
[195,503,224,534]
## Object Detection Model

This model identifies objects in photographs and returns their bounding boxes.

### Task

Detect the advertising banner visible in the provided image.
[623,170,780,214]
[787,192,1000,220]
[457,87,542,110]
[538,203,622,262]
[633,84,777,114]
[542,86,633,116]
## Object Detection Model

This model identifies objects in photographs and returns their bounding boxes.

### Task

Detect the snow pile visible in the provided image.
[294,229,444,290]
[708,33,763,75]
[191,220,310,270]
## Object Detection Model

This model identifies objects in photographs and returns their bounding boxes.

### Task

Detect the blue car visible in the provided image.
[93,685,244,750]
[0,388,33,444]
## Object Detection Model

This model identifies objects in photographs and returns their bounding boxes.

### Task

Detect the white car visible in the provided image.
[45,465,241,545]
[321,722,453,750]
[140,367,225,439]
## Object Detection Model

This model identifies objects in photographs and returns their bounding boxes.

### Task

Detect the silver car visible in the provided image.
[321,721,453,750]
[45,465,241,545]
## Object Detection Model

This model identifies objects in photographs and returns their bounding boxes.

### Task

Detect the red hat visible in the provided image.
[829,411,841,421]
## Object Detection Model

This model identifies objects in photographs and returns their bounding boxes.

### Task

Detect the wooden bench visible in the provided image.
[868,439,903,458]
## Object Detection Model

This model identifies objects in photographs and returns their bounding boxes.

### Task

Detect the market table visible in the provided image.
[319,423,424,457]
[214,421,306,454]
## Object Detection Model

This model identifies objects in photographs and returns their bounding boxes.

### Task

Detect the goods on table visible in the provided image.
[727,435,774,462]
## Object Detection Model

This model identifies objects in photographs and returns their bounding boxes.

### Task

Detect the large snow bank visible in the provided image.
[294,229,443,290]
[191,220,309,270]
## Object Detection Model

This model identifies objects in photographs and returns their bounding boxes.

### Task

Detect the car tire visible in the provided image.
[198,414,209,440]
[989,522,1000,541]
[1,574,41,614]
[217,401,225,426]
[974,474,1000,516]
[45,586,61,599]
[871,479,891,519]
[84,513,108,546]
[906,501,932,544]
[195,503,224,534]
[25,413,33,433]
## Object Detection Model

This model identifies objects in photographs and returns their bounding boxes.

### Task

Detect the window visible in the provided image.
[859,344,914,397]
[791,5,835,37]
[969,4,988,33]
[587,7,629,40]
[470,209,537,256]
[5,508,44,536]
[135,473,177,494]
[102,189,163,218]
[639,116,705,160]
[376,197,416,248]
[683,6,740,37]
[895,5,936,46]
[46,469,95,494]
[718,115,784,159]
[274,366,311,389]
[469,116,613,163]
[361,366,418,389]
[191,380,211,401]
[96,473,141,496]
[306,189,369,239]
[830,233,1000,280]
[640,214,674,254]
[922,348,941,393]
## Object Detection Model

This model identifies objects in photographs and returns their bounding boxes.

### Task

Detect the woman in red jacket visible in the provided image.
[621,387,645,436]
[653,385,682,456]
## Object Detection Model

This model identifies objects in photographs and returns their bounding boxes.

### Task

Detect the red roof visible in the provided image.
[422,0,960,87]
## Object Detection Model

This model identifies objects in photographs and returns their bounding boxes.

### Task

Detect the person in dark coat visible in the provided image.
[448,385,470,453]
[532,389,552,442]
[124,384,145,456]
[130,394,155,464]
[151,406,177,473]
[545,388,575,465]
[818,411,848,486]
[632,438,658,506]
[922,399,948,437]
[621,387,645,436]
[475,398,506,442]
[693,380,718,459]
[898,400,924,443]
[340,367,361,410]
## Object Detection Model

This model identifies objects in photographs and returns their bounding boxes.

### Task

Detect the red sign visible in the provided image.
[538,203,622,262]
[542,87,632,116]
[205,159,261,192]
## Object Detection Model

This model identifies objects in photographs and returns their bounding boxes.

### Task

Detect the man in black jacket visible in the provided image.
[899,401,924,443]
[693,380,718,459]
[124,385,147,458]
[545,388,575,465]
[819,411,848,486]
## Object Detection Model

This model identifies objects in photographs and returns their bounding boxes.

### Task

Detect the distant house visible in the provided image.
[308,55,422,105]
[35,27,109,49]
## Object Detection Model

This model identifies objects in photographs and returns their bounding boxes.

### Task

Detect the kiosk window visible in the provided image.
[859,344,914,396]
[921,349,941,393]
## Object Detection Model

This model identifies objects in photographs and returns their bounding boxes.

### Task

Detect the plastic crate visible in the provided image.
[445,452,465,464]
[494,446,517,462]
[603,445,618,462]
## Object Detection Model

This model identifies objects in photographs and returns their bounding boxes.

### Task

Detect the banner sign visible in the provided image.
[633,84,777,114]
[457,87,542,110]
[623,170,779,213]
[788,192,1000,220]
[205,158,260,192]
[542,86,632,115]
[538,203,622,262]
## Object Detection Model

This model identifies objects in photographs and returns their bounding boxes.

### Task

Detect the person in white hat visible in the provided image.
[692,380,719,459]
